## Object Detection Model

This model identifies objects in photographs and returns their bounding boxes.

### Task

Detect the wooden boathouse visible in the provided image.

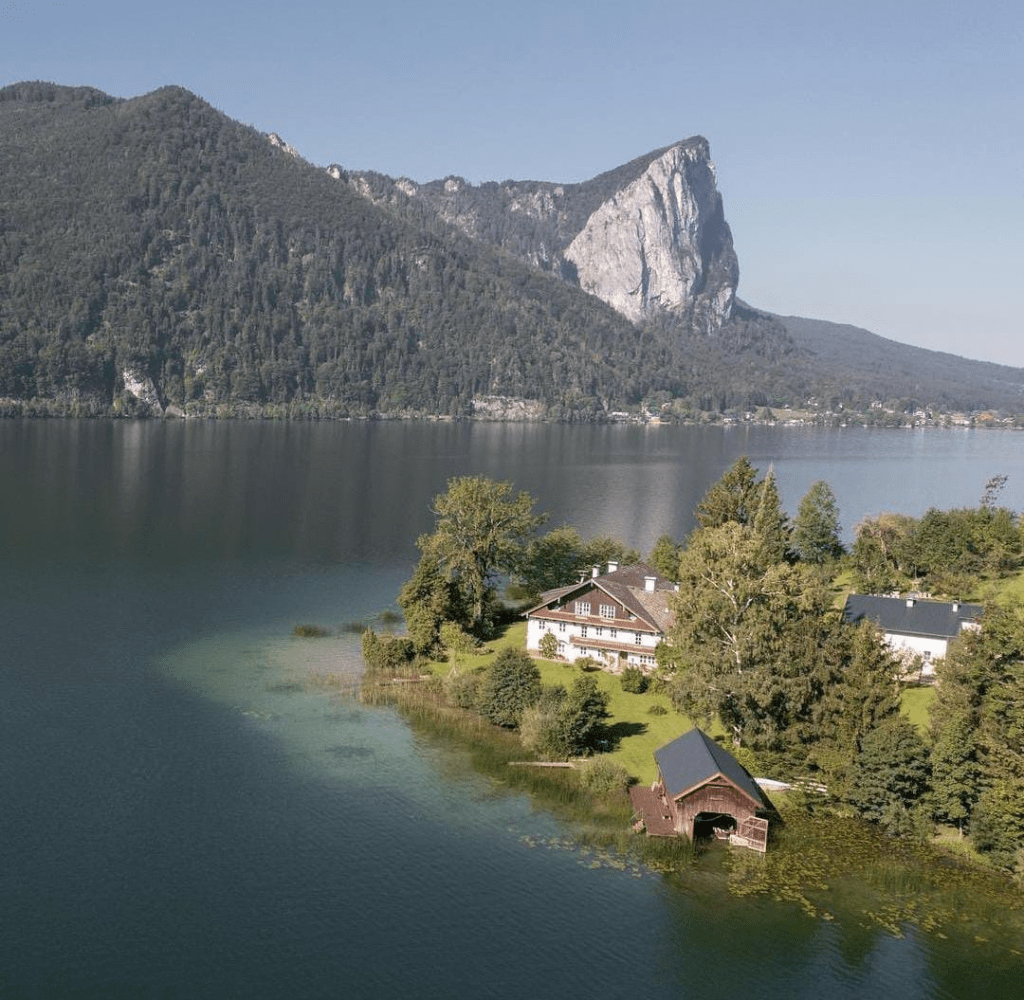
[630,728,770,853]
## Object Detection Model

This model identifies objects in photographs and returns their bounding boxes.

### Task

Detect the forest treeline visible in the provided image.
[2,82,1022,420]
[363,466,1024,873]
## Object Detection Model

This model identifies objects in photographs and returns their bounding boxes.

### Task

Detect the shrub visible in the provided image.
[440,620,478,655]
[519,704,565,758]
[361,629,416,673]
[554,675,611,757]
[444,668,484,710]
[574,657,600,672]
[620,666,648,694]
[577,757,631,796]
[647,703,668,716]
[480,648,542,728]
[538,632,559,660]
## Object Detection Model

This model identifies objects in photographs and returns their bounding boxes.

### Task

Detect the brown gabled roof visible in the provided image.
[527,582,581,612]
[526,563,676,634]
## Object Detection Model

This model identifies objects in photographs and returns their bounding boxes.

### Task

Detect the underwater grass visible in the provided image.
[725,792,1024,940]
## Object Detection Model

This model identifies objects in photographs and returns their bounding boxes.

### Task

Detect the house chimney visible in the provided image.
[644,576,656,593]
[592,565,600,579]
[607,560,618,574]
[906,597,916,608]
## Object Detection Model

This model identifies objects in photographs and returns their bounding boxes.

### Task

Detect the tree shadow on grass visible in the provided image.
[603,720,647,750]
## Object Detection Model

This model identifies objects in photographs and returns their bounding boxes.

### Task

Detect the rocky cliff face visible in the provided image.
[339,137,738,333]
[564,140,737,330]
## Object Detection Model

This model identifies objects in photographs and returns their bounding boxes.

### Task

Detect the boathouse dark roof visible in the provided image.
[842,595,983,640]
[654,728,764,807]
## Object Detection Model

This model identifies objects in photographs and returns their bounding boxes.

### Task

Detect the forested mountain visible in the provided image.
[776,315,1024,416]
[1,81,1021,420]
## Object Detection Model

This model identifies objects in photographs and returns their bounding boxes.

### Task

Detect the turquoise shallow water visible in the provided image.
[2,419,1023,998]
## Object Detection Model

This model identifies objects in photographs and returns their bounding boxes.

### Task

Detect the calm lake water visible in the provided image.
[2,420,1023,999]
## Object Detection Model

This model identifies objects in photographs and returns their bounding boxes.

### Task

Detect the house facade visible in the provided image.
[842,594,983,676]
[524,561,675,672]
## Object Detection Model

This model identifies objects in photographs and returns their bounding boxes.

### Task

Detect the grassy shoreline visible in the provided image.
[352,619,1024,946]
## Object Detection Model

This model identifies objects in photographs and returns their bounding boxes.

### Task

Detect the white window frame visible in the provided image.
[575,601,591,617]
[599,604,616,619]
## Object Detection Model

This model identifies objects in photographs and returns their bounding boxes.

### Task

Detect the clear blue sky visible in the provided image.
[3,0,1021,366]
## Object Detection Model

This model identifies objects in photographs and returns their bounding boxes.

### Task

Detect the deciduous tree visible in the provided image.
[418,476,546,633]
[666,520,822,751]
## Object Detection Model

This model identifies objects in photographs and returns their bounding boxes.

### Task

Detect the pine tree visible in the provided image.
[931,712,982,834]
[849,718,930,829]
[793,480,844,564]
[648,534,682,580]
[694,457,760,529]
[752,466,790,563]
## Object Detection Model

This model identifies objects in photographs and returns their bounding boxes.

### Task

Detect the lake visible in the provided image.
[2,419,1022,999]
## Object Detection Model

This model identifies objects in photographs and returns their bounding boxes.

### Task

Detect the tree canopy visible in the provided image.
[416,476,546,633]
[793,480,844,564]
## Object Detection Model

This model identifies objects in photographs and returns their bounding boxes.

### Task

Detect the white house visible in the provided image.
[525,562,675,672]
[842,594,983,676]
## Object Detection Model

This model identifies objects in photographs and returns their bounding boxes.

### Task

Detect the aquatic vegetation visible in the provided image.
[293,623,331,637]
[724,795,1024,941]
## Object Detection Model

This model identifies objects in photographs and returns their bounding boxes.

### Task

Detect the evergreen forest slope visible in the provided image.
[1,81,1021,419]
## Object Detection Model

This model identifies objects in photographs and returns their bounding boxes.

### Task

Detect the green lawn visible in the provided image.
[428,621,695,784]
[899,684,935,733]
[975,568,1024,605]
[429,621,946,779]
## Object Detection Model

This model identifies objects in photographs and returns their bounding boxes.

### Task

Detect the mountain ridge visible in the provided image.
[0,81,1020,421]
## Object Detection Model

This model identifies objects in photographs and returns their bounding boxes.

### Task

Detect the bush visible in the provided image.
[577,757,631,796]
[574,657,600,672]
[293,623,330,637]
[519,704,565,758]
[538,632,559,660]
[444,668,484,710]
[620,666,648,694]
[361,629,416,673]
[555,675,610,757]
[480,648,542,728]
[439,620,478,664]
[647,703,668,716]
